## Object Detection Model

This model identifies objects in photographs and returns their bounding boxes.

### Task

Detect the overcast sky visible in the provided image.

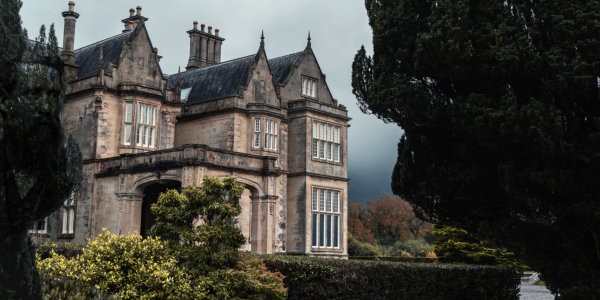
[20,0,403,202]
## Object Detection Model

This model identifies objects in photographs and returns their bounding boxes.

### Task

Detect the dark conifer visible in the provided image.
[0,0,81,298]
[353,0,600,297]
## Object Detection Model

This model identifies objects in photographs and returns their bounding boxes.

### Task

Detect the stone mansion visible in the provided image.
[29,3,349,256]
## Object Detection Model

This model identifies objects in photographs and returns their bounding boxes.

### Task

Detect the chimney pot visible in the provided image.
[193,21,198,30]
[68,1,75,11]
[215,28,219,37]
[201,24,205,32]
[208,26,212,35]
[136,6,142,15]
[129,8,135,17]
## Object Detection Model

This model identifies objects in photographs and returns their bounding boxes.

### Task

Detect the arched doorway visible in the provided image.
[140,180,181,237]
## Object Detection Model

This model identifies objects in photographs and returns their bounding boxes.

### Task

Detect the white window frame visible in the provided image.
[61,193,76,235]
[311,187,341,250]
[312,121,341,163]
[252,117,278,152]
[123,102,133,145]
[264,119,278,151]
[252,118,261,149]
[135,103,157,148]
[302,77,317,98]
[29,217,48,234]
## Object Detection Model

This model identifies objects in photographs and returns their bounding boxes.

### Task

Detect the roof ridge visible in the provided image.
[268,51,304,61]
[74,31,132,52]
[169,54,255,77]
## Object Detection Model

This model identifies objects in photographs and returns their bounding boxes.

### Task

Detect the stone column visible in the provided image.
[117,193,143,235]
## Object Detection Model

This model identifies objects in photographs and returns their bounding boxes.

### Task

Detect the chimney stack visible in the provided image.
[61,1,79,80]
[121,6,148,30]
[186,22,225,68]
[186,21,201,70]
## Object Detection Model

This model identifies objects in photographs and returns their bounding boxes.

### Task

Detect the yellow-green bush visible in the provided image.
[38,230,196,299]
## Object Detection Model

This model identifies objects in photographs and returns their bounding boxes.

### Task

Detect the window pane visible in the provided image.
[148,127,154,147]
[312,213,317,247]
[326,191,332,212]
[334,144,340,162]
[124,125,131,144]
[334,127,340,143]
[68,208,75,234]
[319,124,325,139]
[319,214,325,247]
[273,136,277,150]
[319,141,325,159]
[62,209,68,233]
[326,125,331,141]
[333,192,339,213]
[327,142,333,160]
[253,133,260,148]
[312,140,318,158]
[312,189,318,211]
[326,215,332,247]
[313,122,318,138]
[125,102,132,122]
[137,125,143,145]
[319,190,325,211]
[334,216,339,248]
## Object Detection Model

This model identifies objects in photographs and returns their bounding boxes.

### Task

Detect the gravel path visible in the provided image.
[520,283,554,300]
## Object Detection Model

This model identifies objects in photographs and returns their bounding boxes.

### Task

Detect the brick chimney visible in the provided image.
[61,1,79,80]
[186,22,225,69]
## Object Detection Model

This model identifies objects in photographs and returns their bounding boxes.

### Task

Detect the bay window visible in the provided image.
[312,121,341,163]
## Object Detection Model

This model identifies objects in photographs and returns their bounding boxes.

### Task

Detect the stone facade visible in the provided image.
[30,3,349,257]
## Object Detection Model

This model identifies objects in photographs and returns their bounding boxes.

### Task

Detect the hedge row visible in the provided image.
[36,242,84,259]
[262,255,520,300]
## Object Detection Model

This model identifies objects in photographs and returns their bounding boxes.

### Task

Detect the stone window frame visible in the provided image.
[312,120,342,164]
[29,217,49,235]
[123,101,158,149]
[61,192,76,236]
[301,76,317,98]
[251,117,279,152]
[311,187,342,250]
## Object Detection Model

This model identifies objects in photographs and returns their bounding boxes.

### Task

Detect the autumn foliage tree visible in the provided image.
[349,195,431,245]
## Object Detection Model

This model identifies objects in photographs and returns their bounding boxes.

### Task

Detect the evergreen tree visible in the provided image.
[352,0,600,297]
[0,0,81,298]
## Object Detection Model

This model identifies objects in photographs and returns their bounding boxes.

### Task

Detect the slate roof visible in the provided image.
[167,55,255,105]
[268,51,303,85]
[74,31,133,79]
[166,51,305,105]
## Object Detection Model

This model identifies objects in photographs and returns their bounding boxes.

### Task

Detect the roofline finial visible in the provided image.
[260,30,265,48]
[307,31,311,49]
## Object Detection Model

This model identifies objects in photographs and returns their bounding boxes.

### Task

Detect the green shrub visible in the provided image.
[263,255,519,300]
[433,226,527,271]
[348,234,382,256]
[382,238,434,257]
[36,241,84,259]
[38,230,195,299]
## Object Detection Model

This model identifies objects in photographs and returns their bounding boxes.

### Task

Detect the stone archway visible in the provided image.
[140,180,181,237]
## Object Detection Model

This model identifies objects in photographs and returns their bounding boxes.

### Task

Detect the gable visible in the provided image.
[74,31,133,80]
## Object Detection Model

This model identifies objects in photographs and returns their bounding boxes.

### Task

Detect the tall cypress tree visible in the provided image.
[353,0,600,297]
[0,0,81,298]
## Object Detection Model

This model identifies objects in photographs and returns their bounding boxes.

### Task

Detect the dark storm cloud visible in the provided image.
[20,0,403,202]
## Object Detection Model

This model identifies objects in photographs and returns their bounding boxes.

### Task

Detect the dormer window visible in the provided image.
[180,87,192,102]
[302,77,317,98]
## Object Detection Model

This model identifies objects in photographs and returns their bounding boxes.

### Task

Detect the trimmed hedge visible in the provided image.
[36,242,84,259]
[262,255,519,300]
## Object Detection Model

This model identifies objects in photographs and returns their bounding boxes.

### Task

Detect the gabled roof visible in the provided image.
[268,51,303,85]
[167,55,255,105]
[74,31,133,80]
